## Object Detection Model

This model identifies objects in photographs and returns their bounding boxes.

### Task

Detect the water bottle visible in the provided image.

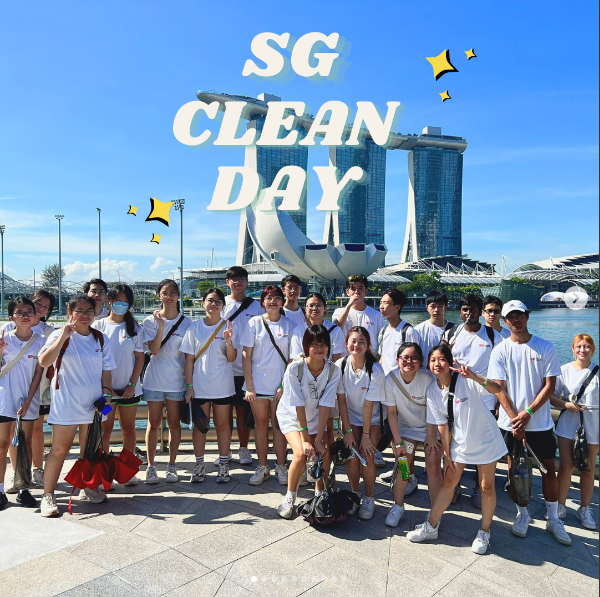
[397,456,412,481]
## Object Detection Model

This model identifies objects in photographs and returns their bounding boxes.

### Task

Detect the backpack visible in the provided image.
[378,321,413,353]
[446,324,496,347]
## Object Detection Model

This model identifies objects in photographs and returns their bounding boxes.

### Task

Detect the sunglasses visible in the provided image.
[484,309,501,315]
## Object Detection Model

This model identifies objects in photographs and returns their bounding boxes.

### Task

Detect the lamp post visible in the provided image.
[174,199,185,313]
[0,225,5,317]
[55,215,64,315]
[96,208,102,279]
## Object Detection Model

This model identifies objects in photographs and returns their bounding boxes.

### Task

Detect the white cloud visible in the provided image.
[150,257,174,272]
[63,259,138,282]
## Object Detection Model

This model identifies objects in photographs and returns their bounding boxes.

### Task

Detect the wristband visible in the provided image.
[102,393,113,399]
[526,407,534,417]
[128,382,136,387]
[278,384,284,390]
[481,378,489,387]
[186,384,193,388]
[298,426,308,432]
[393,442,404,449]
[343,429,353,435]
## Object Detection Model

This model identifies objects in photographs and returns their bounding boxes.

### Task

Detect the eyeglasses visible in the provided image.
[308,380,321,401]
[73,309,95,317]
[306,304,324,310]
[484,309,501,315]
[205,299,223,306]
[348,275,368,284]
[159,292,178,299]
[13,311,35,318]
[399,356,421,364]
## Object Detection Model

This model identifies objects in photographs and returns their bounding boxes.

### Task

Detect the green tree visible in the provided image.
[196,280,224,296]
[40,263,65,289]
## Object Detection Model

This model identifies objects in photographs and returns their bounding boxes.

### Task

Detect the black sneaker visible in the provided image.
[135,447,148,465]
[0,492,8,510]
[16,489,38,508]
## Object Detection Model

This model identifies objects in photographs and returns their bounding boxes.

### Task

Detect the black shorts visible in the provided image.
[195,396,236,407]
[0,415,16,424]
[501,428,557,461]
[39,405,51,416]
[232,376,247,407]
[111,394,141,407]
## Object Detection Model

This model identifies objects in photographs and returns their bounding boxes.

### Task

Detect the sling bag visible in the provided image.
[389,371,427,408]
[194,320,227,362]
[556,365,599,424]
[261,315,288,366]
[446,371,460,433]
[0,334,40,380]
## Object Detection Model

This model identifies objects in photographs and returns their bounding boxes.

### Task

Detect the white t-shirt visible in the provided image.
[141,314,192,392]
[2,320,55,337]
[240,315,294,396]
[555,363,599,444]
[498,327,511,339]
[488,335,561,432]
[444,324,503,410]
[180,318,235,399]
[283,306,306,328]
[222,297,264,376]
[40,329,116,425]
[276,359,341,435]
[378,321,422,375]
[94,308,110,321]
[427,376,508,465]
[383,368,435,442]
[0,331,46,420]
[414,320,453,365]
[335,357,385,427]
[332,305,386,355]
[92,318,144,395]
[290,320,345,360]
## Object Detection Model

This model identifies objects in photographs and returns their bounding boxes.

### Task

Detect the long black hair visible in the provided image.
[107,284,137,337]
[30,289,56,322]
[345,325,378,377]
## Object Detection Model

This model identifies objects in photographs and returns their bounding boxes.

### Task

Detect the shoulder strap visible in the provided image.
[484,325,496,347]
[0,334,40,380]
[53,337,71,389]
[390,370,427,408]
[160,315,186,349]
[576,365,599,401]
[348,310,358,328]
[378,326,386,349]
[444,321,455,333]
[262,315,288,365]
[326,360,336,384]
[297,359,304,383]
[401,321,412,343]
[341,355,349,376]
[194,320,227,362]
[447,371,460,426]
[446,324,463,344]
[90,327,105,350]
[227,297,255,323]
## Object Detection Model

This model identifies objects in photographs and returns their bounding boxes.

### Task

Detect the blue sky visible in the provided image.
[0,1,598,284]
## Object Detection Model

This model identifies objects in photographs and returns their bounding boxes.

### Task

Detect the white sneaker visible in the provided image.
[83,487,108,504]
[190,463,206,483]
[214,451,233,466]
[216,462,231,484]
[32,467,44,487]
[249,465,270,486]
[558,503,567,519]
[404,474,418,497]
[299,468,309,487]
[407,520,439,543]
[380,469,394,481]
[577,506,597,530]
[40,493,59,517]
[471,529,490,554]
[385,504,405,527]
[124,475,139,487]
[347,492,361,516]
[358,496,375,520]
[165,464,179,483]
[546,518,572,546]
[145,465,159,485]
[78,488,90,502]
[277,494,295,519]
[238,447,253,466]
[374,450,386,468]
[511,512,531,538]
[274,464,288,486]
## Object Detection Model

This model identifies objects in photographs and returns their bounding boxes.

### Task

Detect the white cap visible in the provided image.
[501,300,529,317]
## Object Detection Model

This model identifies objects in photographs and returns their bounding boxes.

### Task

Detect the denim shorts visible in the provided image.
[143,390,186,403]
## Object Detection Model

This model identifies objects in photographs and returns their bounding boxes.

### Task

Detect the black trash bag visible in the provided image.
[509,442,532,507]
[180,401,192,427]
[83,412,104,460]
[13,416,32,490]
[307,454,325,480]
[329,437,352,464]
[377,418,393,452]
[191,400,210,434]
[573,420,591,472]
[243,404,255,429]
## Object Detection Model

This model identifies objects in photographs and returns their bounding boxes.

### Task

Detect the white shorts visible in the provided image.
[556,410,599,445]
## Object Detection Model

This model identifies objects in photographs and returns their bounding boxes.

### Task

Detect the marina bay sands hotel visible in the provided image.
[197,91,467,277]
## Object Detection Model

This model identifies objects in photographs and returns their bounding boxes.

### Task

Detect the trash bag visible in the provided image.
[13,416,32,490]
[307,454,325,480]
[190,400,209,434]
[329,437,352,464]
[243,404,255,429]
[377,418,393,452]
[180,401,193,428]
[83,412,104,460]
[573,419,591,472]
[509,442,532,507]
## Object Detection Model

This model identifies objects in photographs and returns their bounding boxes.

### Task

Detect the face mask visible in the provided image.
[111,301,130,315]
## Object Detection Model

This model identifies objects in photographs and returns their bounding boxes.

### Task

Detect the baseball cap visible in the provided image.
[501,300,529,317]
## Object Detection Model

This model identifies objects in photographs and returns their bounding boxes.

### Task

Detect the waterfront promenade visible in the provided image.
[0,444,597,597]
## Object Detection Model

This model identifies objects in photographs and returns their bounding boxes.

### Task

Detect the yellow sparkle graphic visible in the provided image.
[465,48,477,60]
[151,233,162,244]
[440,90,452,102]
[426,49,459,80]
[145,197,174,227]
[127,205,139,216]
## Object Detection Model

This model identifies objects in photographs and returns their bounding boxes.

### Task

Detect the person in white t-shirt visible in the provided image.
[221,266,264,467]
[336,326,385,521]
[181,288,237,485]
[332,274,386,356]
[381,342,442,528]
[487,300,570,546]
[550,333,599,531]
[282,274,306,328]
[242,285,293,487]
[83,278,110,320]
[407,344,506,555]
[38,295,116,517]
[92,284,145,485]
[482,295,511,339]
[276,325,341,519]
[414,290,456,365]
[141,280,192,485]
[0,298,45,510]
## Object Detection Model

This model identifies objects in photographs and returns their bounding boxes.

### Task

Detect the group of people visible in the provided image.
[0,268,597,556]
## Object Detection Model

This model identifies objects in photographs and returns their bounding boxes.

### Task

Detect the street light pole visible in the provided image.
[96,208,102,279]
[174,199,185,313]
[55,215,64,315]
[0,225,5,317]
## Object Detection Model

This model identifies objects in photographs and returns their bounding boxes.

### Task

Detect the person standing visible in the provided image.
[488,300,571,546]
[221,266,264,467]
[181,288,237,484]
[141,280,192,484]
[482,296,511,339]
[282,275,306,328]
[550,333,598,530]
[414,290,455,364]
[83,279,110,319]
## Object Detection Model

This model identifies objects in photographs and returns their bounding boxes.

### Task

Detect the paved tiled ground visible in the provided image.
[1,445,598,596]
